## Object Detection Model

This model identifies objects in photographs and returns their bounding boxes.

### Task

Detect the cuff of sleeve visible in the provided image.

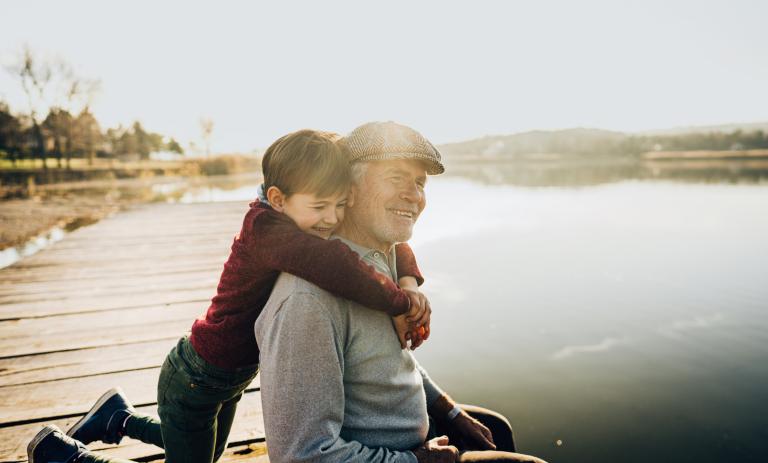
[404,451,419,463]
[447,405,462,421]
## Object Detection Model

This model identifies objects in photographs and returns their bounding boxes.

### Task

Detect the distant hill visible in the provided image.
[437,123,768,159]
[638,122,768,136]
[438,128,628,159]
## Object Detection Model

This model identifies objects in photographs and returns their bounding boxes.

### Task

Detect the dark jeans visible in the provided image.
[433,405,544,463]
[81,337,258,463]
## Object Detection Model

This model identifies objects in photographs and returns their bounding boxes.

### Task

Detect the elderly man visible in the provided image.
[255,122,546,463]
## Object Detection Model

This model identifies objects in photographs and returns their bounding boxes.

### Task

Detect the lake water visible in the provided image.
[411,178,768,462]
[178,165,768,462]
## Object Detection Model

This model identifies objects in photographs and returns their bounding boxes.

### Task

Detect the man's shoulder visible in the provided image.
[272,272,345,304]
[260,273,348,324]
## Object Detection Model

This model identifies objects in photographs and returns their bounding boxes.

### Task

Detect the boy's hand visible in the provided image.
[403,288,431,336]
[398,276,431,350]
[392,314,411,349]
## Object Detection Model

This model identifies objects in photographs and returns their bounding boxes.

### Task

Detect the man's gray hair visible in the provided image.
[350,162,369,185]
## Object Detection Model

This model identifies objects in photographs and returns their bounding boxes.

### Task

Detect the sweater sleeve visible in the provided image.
[246,208,410,316]
[256,292,418,463]
[412,355,446,407]
[395,243,425,286]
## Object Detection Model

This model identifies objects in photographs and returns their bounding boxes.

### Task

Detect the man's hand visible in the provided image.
[452,411,496,450]
[412,435,459,463]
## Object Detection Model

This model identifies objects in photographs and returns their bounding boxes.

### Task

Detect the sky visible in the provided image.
[1,0,767,153]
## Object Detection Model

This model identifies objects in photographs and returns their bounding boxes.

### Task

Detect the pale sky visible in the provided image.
[1,0,767,153]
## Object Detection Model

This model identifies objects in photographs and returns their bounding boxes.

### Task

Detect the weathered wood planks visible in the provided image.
[0,200,268,462]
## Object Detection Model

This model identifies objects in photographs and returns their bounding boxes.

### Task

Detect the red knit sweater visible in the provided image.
[189,200,424,370]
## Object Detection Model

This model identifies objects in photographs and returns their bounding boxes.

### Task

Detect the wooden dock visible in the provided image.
[0,201,269,462]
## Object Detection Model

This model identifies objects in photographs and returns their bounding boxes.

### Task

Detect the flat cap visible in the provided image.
[345,121,445,175]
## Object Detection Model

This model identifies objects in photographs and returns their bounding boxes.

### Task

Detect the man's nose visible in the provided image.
[399,182,423,204]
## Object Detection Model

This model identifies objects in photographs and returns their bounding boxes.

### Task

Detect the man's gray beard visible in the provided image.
[373,224,413,247]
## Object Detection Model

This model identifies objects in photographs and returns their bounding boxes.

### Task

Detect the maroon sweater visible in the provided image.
[189,200,424,370]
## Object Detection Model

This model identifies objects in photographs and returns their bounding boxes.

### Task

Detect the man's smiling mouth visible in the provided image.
[388,208,415,219]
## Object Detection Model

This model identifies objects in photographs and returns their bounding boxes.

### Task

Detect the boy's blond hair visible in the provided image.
[262,129,351,198]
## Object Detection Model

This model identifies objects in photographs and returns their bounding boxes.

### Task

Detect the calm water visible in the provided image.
[410,177,768,462]
[178,165,768,462]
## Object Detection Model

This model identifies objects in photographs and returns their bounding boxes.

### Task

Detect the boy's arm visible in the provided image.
[395,242,424,286]
[248,209,411,316]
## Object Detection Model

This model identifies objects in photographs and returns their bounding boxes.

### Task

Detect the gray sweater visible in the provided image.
[254,237,444,463]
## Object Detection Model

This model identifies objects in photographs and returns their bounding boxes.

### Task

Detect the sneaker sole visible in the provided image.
[28,425,57,463]
[66,387,123,442]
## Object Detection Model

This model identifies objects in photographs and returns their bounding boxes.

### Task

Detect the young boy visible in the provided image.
[28,129,431,463]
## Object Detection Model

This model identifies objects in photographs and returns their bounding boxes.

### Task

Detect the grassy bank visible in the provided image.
[0,155,261,199]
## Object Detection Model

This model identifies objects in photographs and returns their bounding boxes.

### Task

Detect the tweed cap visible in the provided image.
[345,121,445,175]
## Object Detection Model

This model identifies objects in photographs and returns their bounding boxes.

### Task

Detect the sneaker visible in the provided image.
[28,425,86,463]
[67,387,135,445]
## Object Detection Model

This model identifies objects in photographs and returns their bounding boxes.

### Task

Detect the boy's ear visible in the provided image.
[266,186,286,212]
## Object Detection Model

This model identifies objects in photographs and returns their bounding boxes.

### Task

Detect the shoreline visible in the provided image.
[0,172,264,254]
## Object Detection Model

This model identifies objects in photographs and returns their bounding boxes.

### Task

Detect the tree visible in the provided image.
[132,121,152,160]
[200,117,214,156]
[41,108,75,168]
[5,47,52,168]
[0,102,23,165]
[166,138,184,154]
[73,108,102,165]
[4,46,100,169]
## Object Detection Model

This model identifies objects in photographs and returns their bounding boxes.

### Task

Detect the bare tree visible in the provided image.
[5,46,52,168]
[200,117,214,157]
[4,46,101,169]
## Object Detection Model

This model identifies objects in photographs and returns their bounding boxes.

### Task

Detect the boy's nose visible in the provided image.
[323,209,339,224]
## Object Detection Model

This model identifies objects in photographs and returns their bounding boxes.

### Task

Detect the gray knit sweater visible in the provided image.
[254,237,444,463]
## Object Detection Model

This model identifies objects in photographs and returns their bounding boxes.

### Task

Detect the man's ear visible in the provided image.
[346,187,356,208]
[266,186,286,212]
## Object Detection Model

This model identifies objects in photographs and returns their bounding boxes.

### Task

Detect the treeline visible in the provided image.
[628,130,768,153]
[0,103,184,168]
[439,127,768,159]
[0,47,183,169]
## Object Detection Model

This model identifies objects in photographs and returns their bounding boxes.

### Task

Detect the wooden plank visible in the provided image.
[0,287,213,320]
[0,339,177,388]
[0,392,265,462]
[0,201,271,462]
[0,270,220,299]
[0,365,261,425]
[2,261,224,285]
[0,265,222,286]
[0,275,219,305]
[0,302,204,357]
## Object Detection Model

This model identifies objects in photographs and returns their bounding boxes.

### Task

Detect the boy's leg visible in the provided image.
[68,387,162,449]
[124,412,164,448]
[157,350,220,463]
[79,452,135,463]
[211,391,245,462]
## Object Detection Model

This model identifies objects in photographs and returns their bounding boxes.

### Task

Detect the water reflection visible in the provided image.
[443,158,768,186]
[410,177,768,463]
[0,227,65,268]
